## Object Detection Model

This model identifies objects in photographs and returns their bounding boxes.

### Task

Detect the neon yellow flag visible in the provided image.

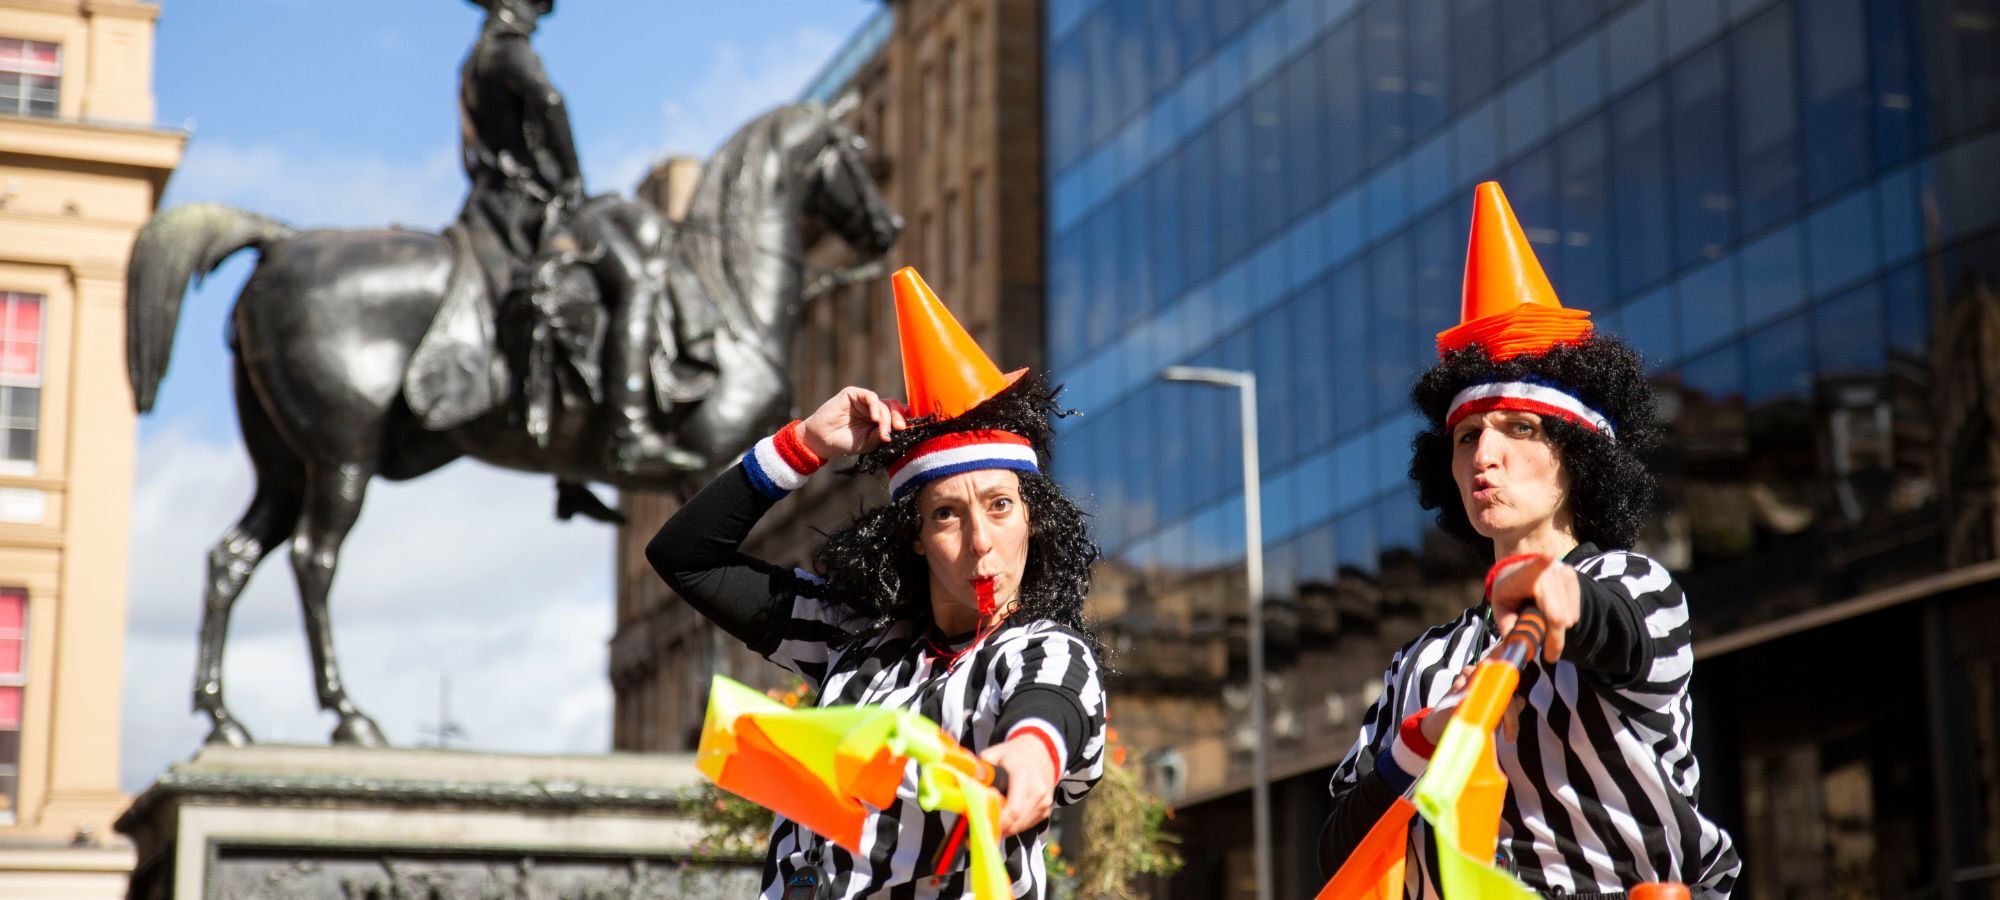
[697,676,1013,900]
[1412,660,1540,900]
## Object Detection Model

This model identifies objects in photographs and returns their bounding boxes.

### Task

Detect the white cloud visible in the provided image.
[122,425,616,791]
[165,139,463,232]
[585,24,844,195]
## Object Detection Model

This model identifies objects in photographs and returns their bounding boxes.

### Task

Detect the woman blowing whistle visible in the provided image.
[648,268,1105,900]
[1318,184,1741,899]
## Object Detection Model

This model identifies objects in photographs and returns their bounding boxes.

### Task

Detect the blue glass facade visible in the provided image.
[1045,0,2000,895]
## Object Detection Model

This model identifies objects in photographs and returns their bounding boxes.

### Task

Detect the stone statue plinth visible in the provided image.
[115,745,756,899]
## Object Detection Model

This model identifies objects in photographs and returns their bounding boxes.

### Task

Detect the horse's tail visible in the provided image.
[127,203,296,412]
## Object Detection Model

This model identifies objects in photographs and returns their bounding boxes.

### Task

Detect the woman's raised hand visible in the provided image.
[798,387,909,460]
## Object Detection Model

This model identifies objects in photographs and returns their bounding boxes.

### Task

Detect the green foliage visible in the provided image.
[1046,728,1182,900]
[690,779,775,860]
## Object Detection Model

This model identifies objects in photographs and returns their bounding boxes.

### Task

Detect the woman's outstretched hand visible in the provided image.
[1488,554,1580,664]
[798,387,909,460]
[980,734,1058,837]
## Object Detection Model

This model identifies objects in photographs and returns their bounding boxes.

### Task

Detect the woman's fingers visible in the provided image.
[996,785,1052,837]
[840,388,911,447]
[981,736,1059,837]
[1493,556,1555,603]
[877,395,909,433]
[802,387,917,458]
[1492,556,1577,660]
[838,388,881,447]
[868,394,893,442]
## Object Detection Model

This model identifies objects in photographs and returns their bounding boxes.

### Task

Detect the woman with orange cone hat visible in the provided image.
[648,268,1105,899]
[1316,183,1741,898]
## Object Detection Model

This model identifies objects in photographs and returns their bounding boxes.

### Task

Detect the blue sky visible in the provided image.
[124,0,877,790]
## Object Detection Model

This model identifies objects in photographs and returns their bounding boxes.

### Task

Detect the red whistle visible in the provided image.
[974,577,996,617]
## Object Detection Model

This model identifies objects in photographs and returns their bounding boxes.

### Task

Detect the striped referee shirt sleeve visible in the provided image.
[1569,551,1694,699]
[990,625,1107,806]
[645,457,861,693]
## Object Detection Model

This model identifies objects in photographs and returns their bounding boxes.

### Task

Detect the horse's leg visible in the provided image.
[193,362,306,745]
[289,460,388,746]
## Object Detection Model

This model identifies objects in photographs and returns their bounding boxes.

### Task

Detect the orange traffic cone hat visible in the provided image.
[893,267,1027,419]
[884,267,1041,501]
[1435,181,1593,361]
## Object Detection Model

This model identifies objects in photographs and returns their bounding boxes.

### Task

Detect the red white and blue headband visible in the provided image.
[1445,379,1616,442]
[887,429,1041,501]
[740,423,1043,503]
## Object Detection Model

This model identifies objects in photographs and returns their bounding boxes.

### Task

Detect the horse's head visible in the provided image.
[801,108,903,257]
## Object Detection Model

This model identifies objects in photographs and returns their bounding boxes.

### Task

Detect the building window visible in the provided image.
[0,293,39,473]
[0,587,24,825]
[966,16,982,115]
[1733,3,1802,235]
[0,38,59,119]
[921,210,938,281]
[969,171,986,265]
[944,191,962,283]
[920,62,937,146]
[943,39,959,128]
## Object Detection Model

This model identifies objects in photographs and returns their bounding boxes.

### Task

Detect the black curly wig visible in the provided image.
[1409,334,1662,556]
[808,373,1101,642]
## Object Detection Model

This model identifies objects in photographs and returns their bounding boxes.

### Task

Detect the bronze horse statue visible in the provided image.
[127,104,901,747]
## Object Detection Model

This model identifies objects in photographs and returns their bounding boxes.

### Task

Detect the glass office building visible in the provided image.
[1043,0,2000,895]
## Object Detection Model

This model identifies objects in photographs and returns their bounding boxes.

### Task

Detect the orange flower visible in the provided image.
[1105,726,1120,745]
[1047,842,1062,859]
[1112,745,1129,766]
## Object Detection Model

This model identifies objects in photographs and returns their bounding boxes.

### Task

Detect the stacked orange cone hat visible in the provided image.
[893,267,1027,418]
[1435,181,1593,360]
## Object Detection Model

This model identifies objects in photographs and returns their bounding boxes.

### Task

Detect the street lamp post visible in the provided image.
[1160,365,1270,900]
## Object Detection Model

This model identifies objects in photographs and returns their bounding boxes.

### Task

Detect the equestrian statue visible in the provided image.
[124,0,903,747]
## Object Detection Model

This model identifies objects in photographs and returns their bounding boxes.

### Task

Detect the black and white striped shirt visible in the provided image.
[1326,545,1741,898]
[648,458,1107,900]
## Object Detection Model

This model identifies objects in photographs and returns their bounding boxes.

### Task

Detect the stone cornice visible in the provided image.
[116,770,704,836]
[84,0,160,21]
[0,112,185,172]
[0,0,86,16]
[0,0,160,21]
[0,844,136,872]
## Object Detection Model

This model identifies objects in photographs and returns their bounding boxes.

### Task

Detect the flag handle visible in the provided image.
[1493,606,1549,671]
[922,724,1009,795]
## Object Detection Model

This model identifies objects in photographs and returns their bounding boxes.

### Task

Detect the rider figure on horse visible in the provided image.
[458,0,709,477]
